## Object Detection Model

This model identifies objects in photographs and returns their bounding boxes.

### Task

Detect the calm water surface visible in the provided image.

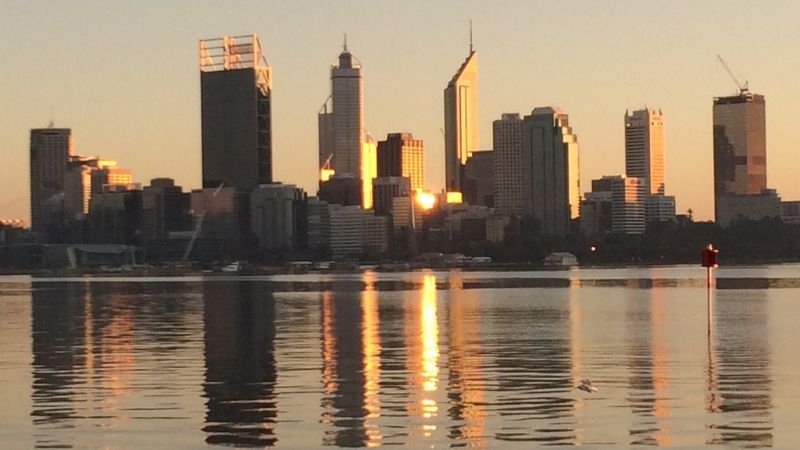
[1,265,799,448]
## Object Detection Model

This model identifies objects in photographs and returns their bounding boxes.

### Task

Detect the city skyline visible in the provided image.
[3,1,800,223]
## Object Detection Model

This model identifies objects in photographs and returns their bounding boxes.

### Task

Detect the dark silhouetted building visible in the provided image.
[141,178,190,242]
[463,150,493,207]
[318,175,361,207]
[30,127,72,234]
[250,184,308,256]
[200,34,272,190]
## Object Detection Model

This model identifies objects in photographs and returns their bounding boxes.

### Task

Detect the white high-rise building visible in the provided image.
[522,107,580,237]
[493,113,524,215]
[625,108,665,195]
[318,39,365,182]
[610,176,646,234]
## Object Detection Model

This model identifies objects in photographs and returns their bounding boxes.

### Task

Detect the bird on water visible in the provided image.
[576,379,598,393]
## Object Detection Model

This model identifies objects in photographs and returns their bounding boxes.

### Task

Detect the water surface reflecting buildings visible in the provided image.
[1,266,797,448]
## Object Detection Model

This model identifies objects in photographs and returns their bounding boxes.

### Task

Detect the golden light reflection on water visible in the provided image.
[361,272,382,447]
[420,274,439,428]
[649,287,672,447]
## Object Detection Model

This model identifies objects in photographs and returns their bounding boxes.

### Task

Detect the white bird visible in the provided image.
[576,379,598,393]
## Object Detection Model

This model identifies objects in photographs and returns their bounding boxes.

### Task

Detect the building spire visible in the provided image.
[469,20,473,53]
[343,32,348,52]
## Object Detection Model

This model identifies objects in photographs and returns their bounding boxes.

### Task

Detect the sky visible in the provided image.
[2,0,800,222]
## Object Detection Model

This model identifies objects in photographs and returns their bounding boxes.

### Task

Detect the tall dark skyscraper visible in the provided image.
[29,127,73,232]
[199,34,272,190]
[521,107,580,237]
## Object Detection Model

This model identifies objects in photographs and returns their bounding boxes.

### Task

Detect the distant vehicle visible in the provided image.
[220,261,241,273]
[543,252,578,266]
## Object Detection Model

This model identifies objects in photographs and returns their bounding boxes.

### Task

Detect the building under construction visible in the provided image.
[199,34,272,190]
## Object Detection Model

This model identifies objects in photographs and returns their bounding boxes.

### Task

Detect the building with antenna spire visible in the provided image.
[443,23,478,194]
[318,35,371,208]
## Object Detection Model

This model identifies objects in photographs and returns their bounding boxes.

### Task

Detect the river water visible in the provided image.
[0,265,797,448]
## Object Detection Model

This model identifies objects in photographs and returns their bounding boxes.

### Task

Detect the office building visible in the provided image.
[250,184,307,254]
[376,133,424,192]
[29,127,73,232]
[329,205,388,259]
[318,39,365,184]
[716,189,781,227]
[318,175,361,207]
[372,176,411,217]
[625,108,665,195]
[200,34,272,190]
[90,161,132,194]
[141,178,190,242]
[307,197,332,256]
[713,91,767,222]
[493,113,524,215]
[463,150,493,207]
[611,176,646,234]
[521,107,580,236]
[88,187,143,245]
[443,42,478,193]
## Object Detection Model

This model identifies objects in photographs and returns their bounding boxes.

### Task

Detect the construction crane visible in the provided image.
[716,54,749,94]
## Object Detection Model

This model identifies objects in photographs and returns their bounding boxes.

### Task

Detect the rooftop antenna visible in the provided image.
[48,107,54,128]
[343,32,348,52]
[469,20,473,53]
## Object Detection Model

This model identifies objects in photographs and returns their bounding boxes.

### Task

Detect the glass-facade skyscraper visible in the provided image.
[713,91,767,221]
[521,107,580,237]
[443,47,478,193]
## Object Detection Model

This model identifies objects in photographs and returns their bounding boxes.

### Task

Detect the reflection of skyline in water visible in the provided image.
[489,287,576,444]
[706,290,773,447]
[445,271,486,446]
[31,281,198,448]
[625,285,672,446]
[8,268,794,448]
[202,281,278,446]
[319,275,379,447]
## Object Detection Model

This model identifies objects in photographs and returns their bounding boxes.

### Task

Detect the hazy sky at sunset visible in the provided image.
[2,0,799,222]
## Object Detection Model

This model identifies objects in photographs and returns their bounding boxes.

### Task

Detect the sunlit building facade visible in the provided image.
[319,41,365,182]
[377,133,424,193]
[625,108,665,195]
[200,34,272,189]
[444,48,478,193]
[611,176,646,234]
[713,91,769,223]
[521,107,580,237]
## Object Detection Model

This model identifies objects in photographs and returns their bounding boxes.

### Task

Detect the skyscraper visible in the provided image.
[443,39,478,193]
[376,133,424,192]
[713,91,767,221]
[29,127,73,232]
[199,34,272,190]
[318,38,365,180]
[625,108,664,195]
[521,107,580,237]
[492,113,524,215]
